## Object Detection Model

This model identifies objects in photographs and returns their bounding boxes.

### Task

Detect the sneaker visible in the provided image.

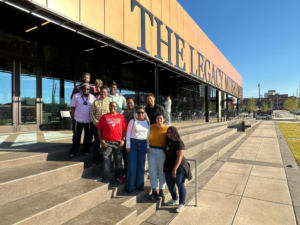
[149,191,158,200]
[84,153,90,156]
[167,199,179,206]
[157,190,165,199]
[136,187,144,191]
[117,177,125,183]
[69,154,75,158]
[176,204,185,213]
[126,189,133,194]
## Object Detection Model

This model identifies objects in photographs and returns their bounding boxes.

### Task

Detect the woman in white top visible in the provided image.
[126,106,150,193]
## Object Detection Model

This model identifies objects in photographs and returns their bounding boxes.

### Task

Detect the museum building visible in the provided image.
[0,0,243,133]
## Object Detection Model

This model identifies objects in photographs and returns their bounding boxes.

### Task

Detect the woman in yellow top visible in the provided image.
[148,113,168,200]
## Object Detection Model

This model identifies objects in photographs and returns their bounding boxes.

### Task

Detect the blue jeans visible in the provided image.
[166,111,171,125]
[165,166,187,205]
[92,124,100,163]
[127,139,147,191]
[148,147,166,189]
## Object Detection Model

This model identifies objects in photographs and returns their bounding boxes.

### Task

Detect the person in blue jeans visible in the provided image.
[126,106,150,193]
[164,127,192,213]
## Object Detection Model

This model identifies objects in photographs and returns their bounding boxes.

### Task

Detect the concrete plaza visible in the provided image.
[172,121,299,225]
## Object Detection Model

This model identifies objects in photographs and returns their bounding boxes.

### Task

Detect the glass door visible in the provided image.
[16,62,39,132]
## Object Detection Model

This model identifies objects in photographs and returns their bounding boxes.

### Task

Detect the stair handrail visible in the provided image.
[185,158,198,207]
[244,112,254,125]
[227,112,249,127]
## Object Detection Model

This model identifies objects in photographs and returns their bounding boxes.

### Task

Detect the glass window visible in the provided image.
[21,63,36,124]
[42,63,72,124]
[0,59,12,125]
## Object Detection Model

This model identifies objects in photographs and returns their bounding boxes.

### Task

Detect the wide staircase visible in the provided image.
[0,122,247,225]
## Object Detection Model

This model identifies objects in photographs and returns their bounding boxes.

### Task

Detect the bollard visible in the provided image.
[242,121,245,132]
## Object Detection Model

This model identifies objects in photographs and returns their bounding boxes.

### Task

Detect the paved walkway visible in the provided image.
[172,121,299,225]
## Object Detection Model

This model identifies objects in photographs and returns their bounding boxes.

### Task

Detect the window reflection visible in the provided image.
[21,63,36,124]
[42,63,73,124]
[0,59,12,125]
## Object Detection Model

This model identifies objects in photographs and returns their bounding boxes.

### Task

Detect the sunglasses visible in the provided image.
[137,112,145,114]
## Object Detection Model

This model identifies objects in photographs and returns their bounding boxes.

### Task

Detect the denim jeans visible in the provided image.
[148,147,166,189]
[166,111,171,126]
[165,166,187,205]
[102,141,123,183]
[69,120,92,155]
[127,138,147,191]
[92,124,100,163]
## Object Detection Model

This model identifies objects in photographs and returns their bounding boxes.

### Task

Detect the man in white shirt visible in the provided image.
[164,96,172,125]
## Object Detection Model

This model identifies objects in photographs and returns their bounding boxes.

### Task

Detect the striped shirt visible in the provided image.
[90,98,111,126]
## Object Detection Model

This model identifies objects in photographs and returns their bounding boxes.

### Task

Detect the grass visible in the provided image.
[277,123,300,139]
[278,123,300,165]
[286,140,300,165]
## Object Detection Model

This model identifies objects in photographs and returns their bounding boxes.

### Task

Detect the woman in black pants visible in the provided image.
[164,126,192,213]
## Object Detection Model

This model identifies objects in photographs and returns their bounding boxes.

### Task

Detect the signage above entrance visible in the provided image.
[131,0,242,98]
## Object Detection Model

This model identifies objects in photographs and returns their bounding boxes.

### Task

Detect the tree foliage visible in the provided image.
[261,102,269,112]
[284,97,299,111]
[267,99,274,108]
[246,98,257,112]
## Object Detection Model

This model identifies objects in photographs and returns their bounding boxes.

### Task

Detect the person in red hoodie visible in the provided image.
[97,101,127,184]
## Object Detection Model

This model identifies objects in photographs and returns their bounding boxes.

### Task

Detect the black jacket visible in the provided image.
[145,104,167,125]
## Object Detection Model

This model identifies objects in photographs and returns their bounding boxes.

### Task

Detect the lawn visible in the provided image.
[278,123,300,165]
[277,123,300,139]
[286,140,300,165]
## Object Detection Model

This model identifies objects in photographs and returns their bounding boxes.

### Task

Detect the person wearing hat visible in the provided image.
[70,72,97,99]
[69,83,96,157]
[107,81,126,113]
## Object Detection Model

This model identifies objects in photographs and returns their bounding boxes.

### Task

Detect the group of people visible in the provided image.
[69,72,191,213]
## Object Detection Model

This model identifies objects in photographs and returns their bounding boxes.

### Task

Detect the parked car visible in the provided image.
[255,114,273,120]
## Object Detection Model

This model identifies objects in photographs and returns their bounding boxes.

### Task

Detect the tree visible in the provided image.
[261,102,269,112]
[267,99,274,109]
[284,97,298,111]
[246,97,257,112]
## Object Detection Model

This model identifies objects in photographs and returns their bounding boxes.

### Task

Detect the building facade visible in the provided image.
[0,0,243,133]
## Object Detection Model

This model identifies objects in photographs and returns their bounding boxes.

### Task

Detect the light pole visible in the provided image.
[258,83,260,110]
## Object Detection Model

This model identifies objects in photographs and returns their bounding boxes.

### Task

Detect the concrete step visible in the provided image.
[184,128,237,158]
[179,124,228,143]
[0,161,83,205]
[176,122,227,133]
[0,152,48,170]
[0,179,111,225]
[63,201,137,225]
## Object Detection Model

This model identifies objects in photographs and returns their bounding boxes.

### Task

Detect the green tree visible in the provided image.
[261,102,269,112]
[246,97,257,112]
[284,97,298,111]
[267,99,274,109]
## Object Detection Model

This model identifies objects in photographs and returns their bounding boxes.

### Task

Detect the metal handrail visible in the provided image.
[186,158,198,207]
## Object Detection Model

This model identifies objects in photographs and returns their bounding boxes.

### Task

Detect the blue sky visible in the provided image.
[178,0,300,98]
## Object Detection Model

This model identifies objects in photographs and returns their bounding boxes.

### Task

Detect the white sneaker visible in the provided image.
[176,204,185,213]
[69,154,75,158]
[167,199,179,206]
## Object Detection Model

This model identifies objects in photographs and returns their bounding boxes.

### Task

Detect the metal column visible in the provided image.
[205,86,209,122]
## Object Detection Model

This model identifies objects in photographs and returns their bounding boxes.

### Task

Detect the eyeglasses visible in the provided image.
[137,112,145,114]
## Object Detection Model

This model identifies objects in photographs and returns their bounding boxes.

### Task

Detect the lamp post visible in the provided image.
[258,83,260,110]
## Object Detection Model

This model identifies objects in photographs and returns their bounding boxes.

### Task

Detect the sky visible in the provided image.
[177,0,300,98]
